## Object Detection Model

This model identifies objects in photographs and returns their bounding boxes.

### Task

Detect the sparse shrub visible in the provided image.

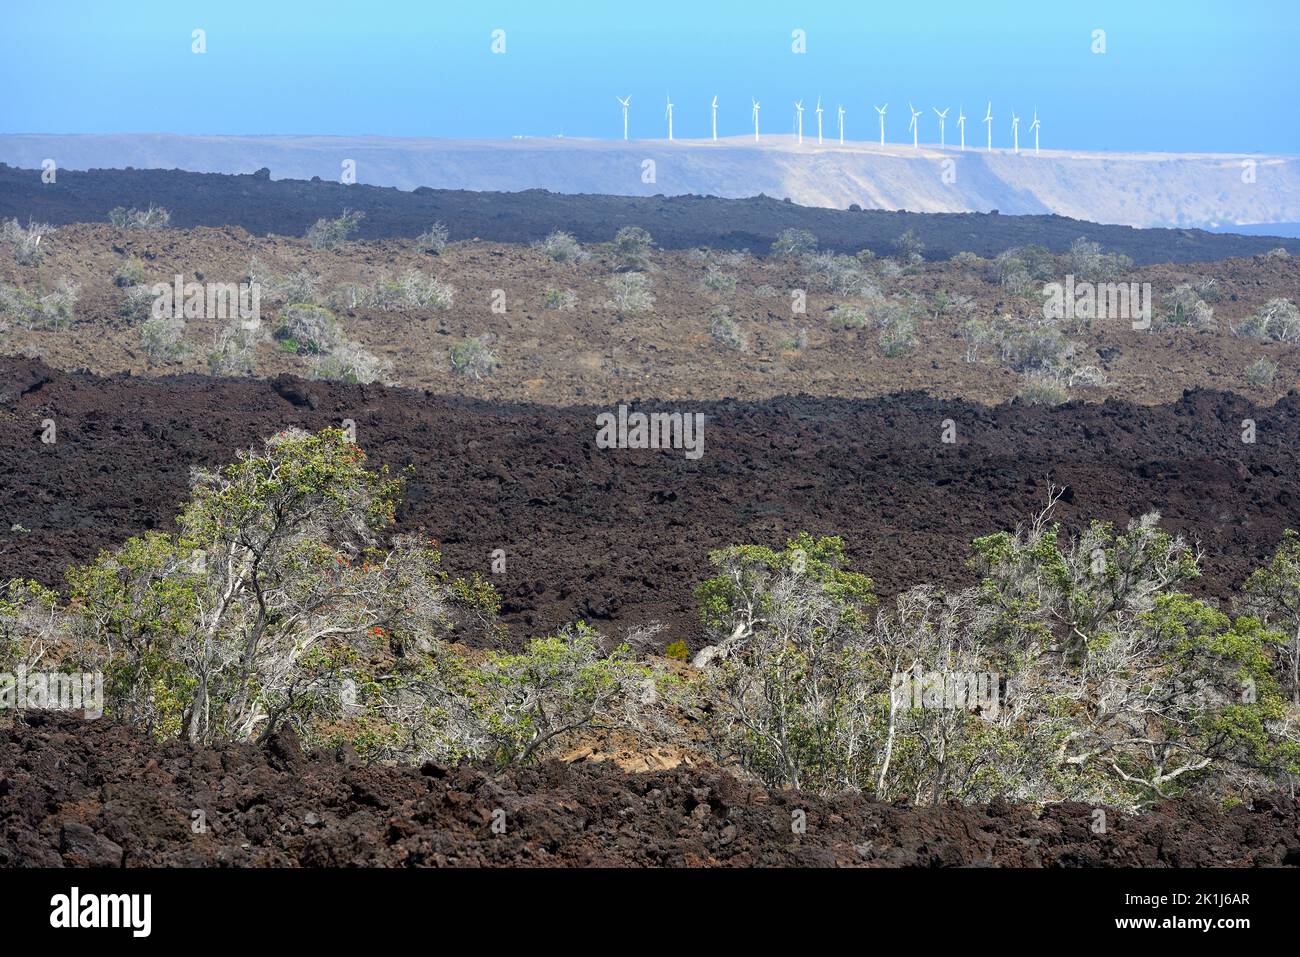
[1240,529,1300,704]
[879,315,917,356]
[416,222,450,254]
[753,284,778,299]
[114,257,147,288]
[802,251,879,297]
[771,228,818,259]
[108,205,171,230]
[0,280,79,329]
[701,268,738,295]
[612,226,655,270]
[534,230,588,263]
[875,298,919,356]
[999,321,1071,372]
[247,259,320,306]
[1,218,52,265]
[309,339,395,385]
[876,259,904,281]
[665,640,689,661]
[707,307,748,351]
[1192,276,1222,303]
[368,270,455,311]
[119,284,155,324]
[891,228,925,266]
[1064,365,1107,388]
[1244,357,1279,390]
[1234,298,1300,342]
[475,624,648,764]
[1065,237,1133,282]
[605,272,654,314]
[40,280,80,329]
[448,335,499,380]
[208,320,262,377]
[995,245,1053,293]
[828,303,869,329]
[1265,247,1291,259]
[58,429,453,743]
[1018,372,1069,406]
[542,287,577,311]
[952,250,982,268]
[14,429,667,764]
[275,304,341,355]
[693,534,878,793]
[139,315,187,365]
[777,327,809,351]
[960,318,993,362]
[305,208,364,248]
[1162,284,1215,329]
[1000,265,1035,297]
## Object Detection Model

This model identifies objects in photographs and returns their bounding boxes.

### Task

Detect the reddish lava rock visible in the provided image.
[2,715,1298,867]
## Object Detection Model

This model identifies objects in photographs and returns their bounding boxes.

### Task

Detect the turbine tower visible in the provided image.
[983,102,993,151]
[665,94,674,141]
[908,102,921,149]
[837,104,845,145]
[752,98,761,142]
[616,96,630,141]
[711,95,718,142]
[1011,110,1020,154]
[1030,107,1040,155]
[874,103,888,146]
[794,100,804,144]
[933,107,949,149]
[815,97,824,145]
[957,106,966,151]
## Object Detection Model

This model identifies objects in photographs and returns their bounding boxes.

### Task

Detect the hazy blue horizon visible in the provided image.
[3,1,1297,154]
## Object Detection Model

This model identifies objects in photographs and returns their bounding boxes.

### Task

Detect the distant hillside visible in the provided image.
[2,164,1297,265]
[2,133,1298,232]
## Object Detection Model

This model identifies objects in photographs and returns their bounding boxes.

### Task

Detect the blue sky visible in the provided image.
[2,0,1296,153]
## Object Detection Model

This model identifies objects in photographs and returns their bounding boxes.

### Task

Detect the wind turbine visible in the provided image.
[837,104,845,145]
[957,106,966,151]
[1011,110,1020,154]
[933,106,949,149]
[1030,108,1040,154]
[711,95,718,142]
[874,103,888,146]
[752,98,761,142]
[908,102,921,149]
[794,100,804,144]
[815,97,824,145]
[616,96,630,141]
[665,94,674,141]
[983,102,993,151]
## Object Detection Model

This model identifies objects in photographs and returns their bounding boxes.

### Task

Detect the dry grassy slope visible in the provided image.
[3,134,1298,229]
[1,224,1298,407]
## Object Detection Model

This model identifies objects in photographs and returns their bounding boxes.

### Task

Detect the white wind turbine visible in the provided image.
[711,95,719,142]
[752,98,761,142]
[1030,107,1040,154]
[874,103,888,146]
[665,94,674,140]
[957,106,966,151]
[908,102,921,149]
[983,102,993,151]
[616,96,630,141]
[815,97,824,145]
[933,106,949,148]
[1011,110,1020,154]
[794,100,804,144]
[837,104,845,145]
